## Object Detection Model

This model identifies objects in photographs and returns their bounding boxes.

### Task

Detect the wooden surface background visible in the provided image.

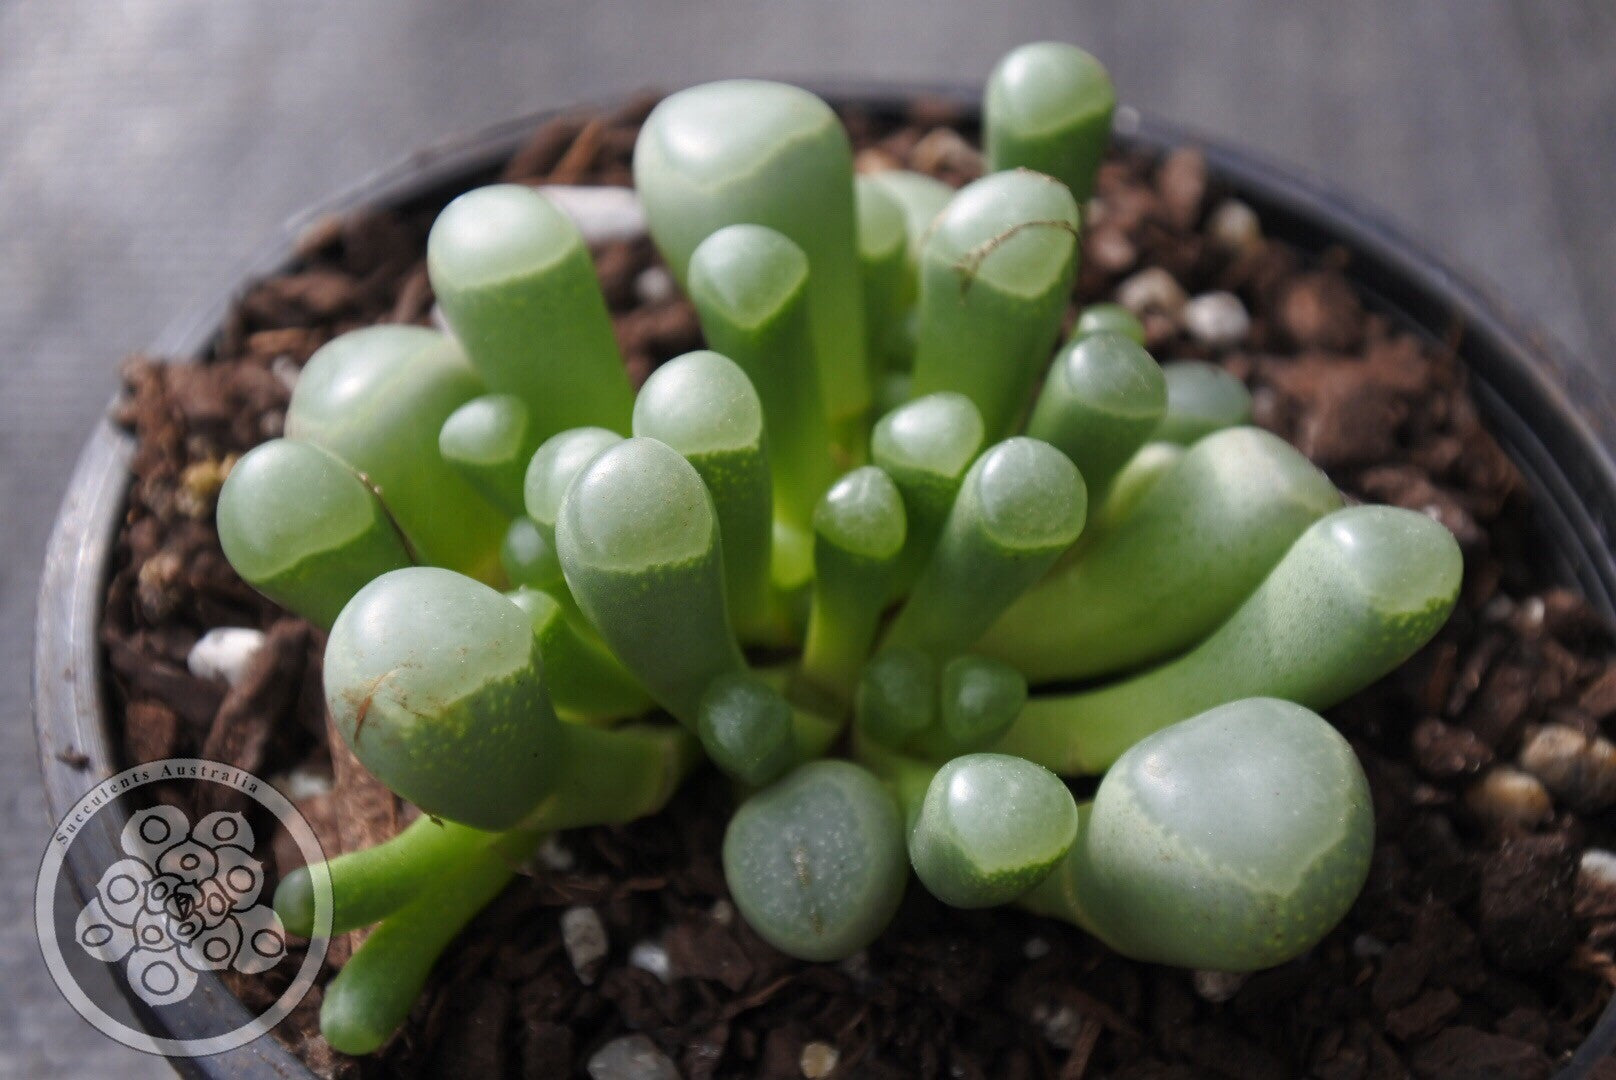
[1,2,1611,1074]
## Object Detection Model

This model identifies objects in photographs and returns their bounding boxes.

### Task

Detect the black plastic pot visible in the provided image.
[34,89,1616,1077]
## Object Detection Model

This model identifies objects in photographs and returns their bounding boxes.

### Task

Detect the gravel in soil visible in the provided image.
[98,94,1616,1078]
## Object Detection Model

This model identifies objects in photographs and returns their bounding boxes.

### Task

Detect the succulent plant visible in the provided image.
[214,41,1464,1053]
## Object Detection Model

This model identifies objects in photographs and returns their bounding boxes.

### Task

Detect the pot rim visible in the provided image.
[32,85,1616,1077]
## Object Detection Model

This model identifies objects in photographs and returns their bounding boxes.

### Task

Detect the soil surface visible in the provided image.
[98,95,1616,1078]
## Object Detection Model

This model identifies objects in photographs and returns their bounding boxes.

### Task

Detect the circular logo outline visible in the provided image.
[35,758,333,1057]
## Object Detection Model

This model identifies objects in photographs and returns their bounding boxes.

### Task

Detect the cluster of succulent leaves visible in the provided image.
[216,41,1463,1054]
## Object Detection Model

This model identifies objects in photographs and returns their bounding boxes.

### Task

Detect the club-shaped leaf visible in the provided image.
[500,516,566,594]
[909,753,1078,908]
[1154,360,1253,445]
[635,81,869,445]
[633,350,779,641]
[723,761,907,961]
[884,437,1085,659]
[800,466,907,707]
[687,225,838,534]
[523,426,624,541]
[698,672,798,786]
[996,505,1463,774]
[911,170,1081,437]
[856,174,913,376]
[855,646,939,750]
[324,567,689,830]
[871,392,987,596]
[1022,698,1373,971]
[985,41,1116,204]
[286,326,507,580]
[982,427,1341,682]
[1025,331,1167,502]
[554,437,746,727]
[217,438,412,629]
[862,169,955,274]
[426,184,633,440]
[439,393,540,517]
[506,587,653,722]
[1087,441,1184,533]
[935,655,1028,757]
[1073,301,1145,344]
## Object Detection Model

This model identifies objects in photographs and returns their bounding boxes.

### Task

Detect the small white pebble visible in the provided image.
[800,1041,840,1078]
[536,184,647,244]
[1352,933,1387,959]
[1207,199,1262,254]
[1581,849,1616,888]
[1031,1001,1081,1048]
[1115,267,1187,318]
[635,266,677,306]
[271,766,333,802]
[1182,291,1251,348]
[709,898,735,926]
[270,355,301,392]
[587,1034,681,1080]
[629,940,672,983]
[1022,936,1051,960]
[1192,969,1247,1003]
[561,906,609,985]
[537,835,575,871]
[1519,595,1546,630]
[186,627,266,687]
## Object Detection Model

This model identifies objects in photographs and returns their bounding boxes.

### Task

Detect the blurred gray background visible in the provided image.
[2,2,1612,1074]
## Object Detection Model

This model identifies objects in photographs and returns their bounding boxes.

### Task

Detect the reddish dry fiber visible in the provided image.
[99,93,1616,1078]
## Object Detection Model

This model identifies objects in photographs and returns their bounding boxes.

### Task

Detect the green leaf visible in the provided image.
[884,437,1085,659]
[217,438,412,629]
[934,656,1027,756]
[633,350,780,642]
[800,466,907,706]
[1023,698,1373,971]
[427,184,633,439]
[1073,302,1145,344]
[439,393,539,517]
[910,753,1077,908]
[723,761,907,961]
[286,326,508,580]
[855,647,939,750]
[687,225,838,530]
[1155,360,1254,445]
[911,170,1081,437]
[698,672,797,786]
[997,504,1464,773]
[982,427,1340,682]
[985,41,1116,203]
[871,392,987,596]
[554,437,745,727]
[1025,331,1166,502]
[323,567,562,829]
[636,81,869,444]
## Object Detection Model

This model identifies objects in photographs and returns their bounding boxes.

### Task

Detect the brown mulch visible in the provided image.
[95,92,1616,1078]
